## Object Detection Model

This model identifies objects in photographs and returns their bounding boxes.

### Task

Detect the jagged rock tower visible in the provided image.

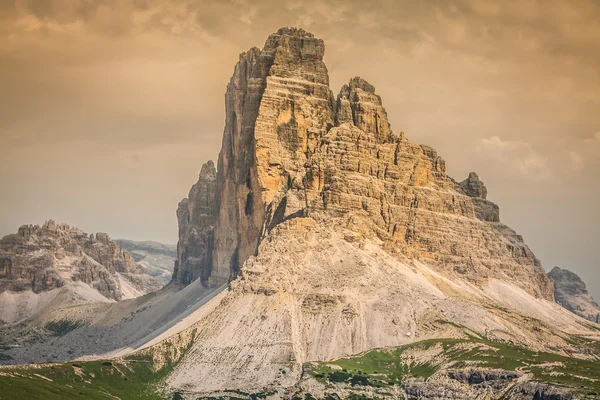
[174,27,552,301]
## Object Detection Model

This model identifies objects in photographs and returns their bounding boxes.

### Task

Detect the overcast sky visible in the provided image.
[0,0,599,298]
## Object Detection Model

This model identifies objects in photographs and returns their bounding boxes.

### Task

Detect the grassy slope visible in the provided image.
[0,356,173,400]
[0,325,198,400]
[305,334,600,395]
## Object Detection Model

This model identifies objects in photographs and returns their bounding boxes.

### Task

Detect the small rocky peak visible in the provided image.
[348,76,376,93]
[188,160,218,202]
[459,172,488,200]
[420,145,447,175]
[548,267,585,291]
[548,266,600,322]
[335,77,393,143]
[263,27,325,62]
[174,159,219,286]
[179,160,218,220]
[199,160,217,181]
[43,219,57,230]
[94,232,111,244]
[17,224,40,237]
[549,266,562,275]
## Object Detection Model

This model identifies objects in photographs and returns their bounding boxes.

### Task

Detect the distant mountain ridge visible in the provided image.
[0,220,161,325]
[548,266,600,323]
[115,239,176,285]
[115,239,177,257]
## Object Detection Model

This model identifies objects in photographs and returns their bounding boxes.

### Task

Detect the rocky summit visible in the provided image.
[548,266,600,323]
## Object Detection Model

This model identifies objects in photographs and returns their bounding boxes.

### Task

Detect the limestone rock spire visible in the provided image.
[335,77,393,143]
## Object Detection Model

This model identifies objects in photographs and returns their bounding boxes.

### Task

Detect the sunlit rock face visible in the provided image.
[174,27,553,301]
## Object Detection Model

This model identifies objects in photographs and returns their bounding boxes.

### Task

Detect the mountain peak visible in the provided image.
[348,76,376,93]
[174,28,553,304]
[199,160,216,179]
[274,27,315,38]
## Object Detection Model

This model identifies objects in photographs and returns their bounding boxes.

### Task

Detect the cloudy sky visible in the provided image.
[0,0,599,297]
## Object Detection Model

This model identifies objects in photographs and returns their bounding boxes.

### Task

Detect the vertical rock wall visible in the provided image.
[174,161,217,285]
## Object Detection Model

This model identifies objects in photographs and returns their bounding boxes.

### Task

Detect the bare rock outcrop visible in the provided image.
[459,171,488,199]
[335,76,393,143]
[548,266,600,323]
[173,161,217,285]
[174,27,554,301]
[0,220,161,302]
[505,381,576,400]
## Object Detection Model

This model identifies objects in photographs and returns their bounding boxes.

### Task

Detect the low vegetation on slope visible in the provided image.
[0,327,198,400]
[0,356,172,399]
[302,334,600,399]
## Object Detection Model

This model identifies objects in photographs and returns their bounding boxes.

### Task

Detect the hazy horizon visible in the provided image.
[0,0,598,298]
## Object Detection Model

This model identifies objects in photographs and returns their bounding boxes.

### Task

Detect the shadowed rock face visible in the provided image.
[173,161,217,285]
[0,220,161,300]
[459,172,488,200]
[548,266,600,323]
[173,27,554,301]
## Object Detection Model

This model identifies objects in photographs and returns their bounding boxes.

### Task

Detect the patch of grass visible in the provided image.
[305,336,600,395]
[565,334,600,353]
[0,356,173,399]
[0,329,200,400]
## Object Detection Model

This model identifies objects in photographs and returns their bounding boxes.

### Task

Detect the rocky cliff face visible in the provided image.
[0,220,161,301]
[175,27,553,301]
[548,266,600,322]
[174,161,217,285]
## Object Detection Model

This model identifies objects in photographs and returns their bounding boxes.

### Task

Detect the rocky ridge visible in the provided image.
[0,220,161,311]
[548,266,600,323]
